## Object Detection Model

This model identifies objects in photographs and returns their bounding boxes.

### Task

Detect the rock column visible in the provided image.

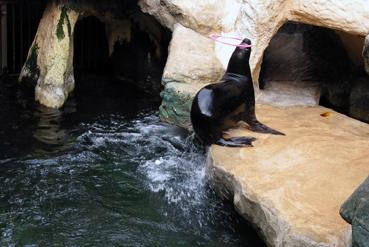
[159,24,223,128]
[19,1,79,108]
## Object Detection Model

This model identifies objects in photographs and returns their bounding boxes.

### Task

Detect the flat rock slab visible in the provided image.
[208,104,369,247]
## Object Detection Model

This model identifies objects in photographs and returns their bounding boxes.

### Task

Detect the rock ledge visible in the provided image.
[207,104,369,247]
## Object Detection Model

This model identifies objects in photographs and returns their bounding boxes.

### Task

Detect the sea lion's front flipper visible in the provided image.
[250,121,285,136]
[216,136,256,147]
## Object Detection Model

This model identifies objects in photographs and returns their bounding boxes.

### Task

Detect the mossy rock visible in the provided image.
[159,86,194,129]
[23,43,40,83]
[56,6,72,41]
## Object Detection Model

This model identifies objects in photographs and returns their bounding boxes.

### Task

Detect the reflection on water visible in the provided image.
[33,105,74,149]
[0,75,265,246]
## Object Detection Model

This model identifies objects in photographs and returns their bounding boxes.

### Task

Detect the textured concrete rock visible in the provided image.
[290,1,369,36]
[22,0,369,111]
[138,0,176,30]
[163,24,223,86]
[211,0,369,91]
[341,176,369,247]
[139,0,240,34]
[144,0,369,126]
[208,104,369,247]
[20,0,169,108]
[19,2,79,108]
[159,24,223,127]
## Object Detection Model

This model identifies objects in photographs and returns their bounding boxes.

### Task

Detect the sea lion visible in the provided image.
[190,38,284,147]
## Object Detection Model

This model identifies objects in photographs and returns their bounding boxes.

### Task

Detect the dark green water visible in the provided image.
[0,76,265,246]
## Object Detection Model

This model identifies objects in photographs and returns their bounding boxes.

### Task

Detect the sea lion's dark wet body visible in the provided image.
[190,38,284,147]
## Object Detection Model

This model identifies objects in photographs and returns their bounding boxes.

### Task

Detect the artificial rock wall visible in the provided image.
[144,0,369,127]
[20,0,369,124]
[19,2,79,108]
[19,0,168,108]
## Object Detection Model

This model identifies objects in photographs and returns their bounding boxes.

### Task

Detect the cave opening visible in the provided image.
[73,16,109,76]
[72,3,172,102]
[259,21,369,123]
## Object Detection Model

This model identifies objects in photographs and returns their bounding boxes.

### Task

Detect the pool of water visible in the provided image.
[0,75,265,246]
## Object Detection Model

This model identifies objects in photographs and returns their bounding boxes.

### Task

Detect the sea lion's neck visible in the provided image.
[222,73,249,80]
[221,72,254,93]
[226,60,251,76]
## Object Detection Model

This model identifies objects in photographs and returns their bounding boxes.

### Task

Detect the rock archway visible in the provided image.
[257,21,368,123]
[140,0,369,128]
[19,0,171,108]
[19,0,369,127]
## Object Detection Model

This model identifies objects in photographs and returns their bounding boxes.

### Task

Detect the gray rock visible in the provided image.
[364,35,369,75]
[349,76,369,123]
[340,176,369,247]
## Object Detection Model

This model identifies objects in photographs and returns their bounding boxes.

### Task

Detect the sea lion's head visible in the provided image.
[239,38,252,49]
[226,38,252,76]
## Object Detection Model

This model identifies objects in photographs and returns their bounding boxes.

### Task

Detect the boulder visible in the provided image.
[159,24,223,127]
[340,176,369,247]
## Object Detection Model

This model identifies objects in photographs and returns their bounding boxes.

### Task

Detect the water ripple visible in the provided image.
[0,110,264,246]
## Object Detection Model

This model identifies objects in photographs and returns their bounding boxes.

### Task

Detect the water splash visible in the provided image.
[0,110,264,246]
[79,113,209,215]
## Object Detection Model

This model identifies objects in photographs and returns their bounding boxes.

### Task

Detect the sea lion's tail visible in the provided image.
[251,121,285,136]
[216,136,256,147]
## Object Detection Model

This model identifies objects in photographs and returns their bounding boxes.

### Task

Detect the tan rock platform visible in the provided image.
[207,104,369,247]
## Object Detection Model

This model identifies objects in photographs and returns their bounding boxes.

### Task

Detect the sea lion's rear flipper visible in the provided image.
[250,121,285,136]
[216,136,256,147]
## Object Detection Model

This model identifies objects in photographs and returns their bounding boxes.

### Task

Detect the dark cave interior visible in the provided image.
[260,21,369,123]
